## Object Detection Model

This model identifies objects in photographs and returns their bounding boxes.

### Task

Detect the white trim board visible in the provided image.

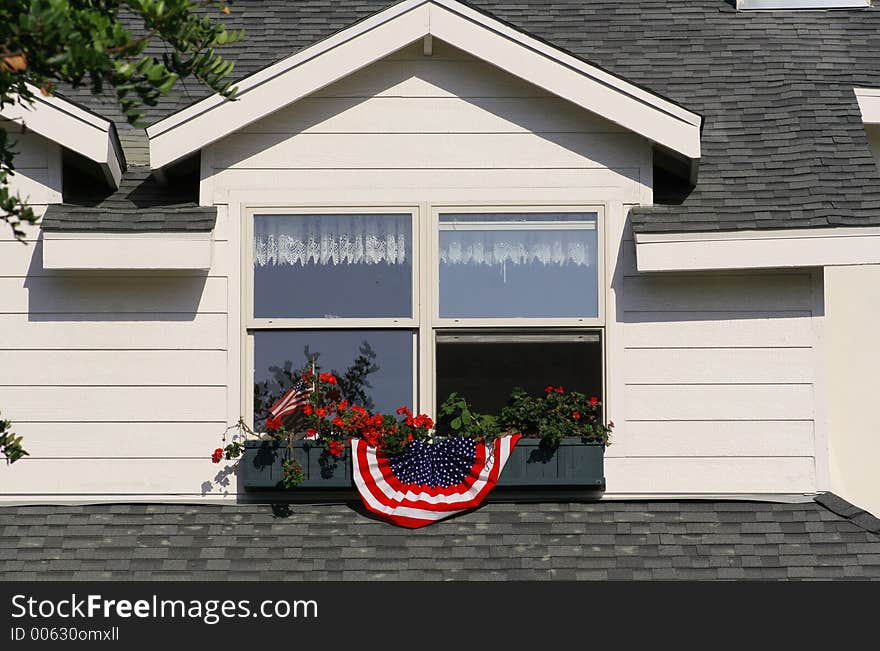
[634,226,880,272]
[42,231,213,270]
[147,0,702,169]
[737,1,870,9]
[854,87,880,124]
[1,85,124,188]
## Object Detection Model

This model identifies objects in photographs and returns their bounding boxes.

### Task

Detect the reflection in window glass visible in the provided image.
[253,330,414,429]
[436,332,602,415]
[438,212,599,319]
[254,213,412,318]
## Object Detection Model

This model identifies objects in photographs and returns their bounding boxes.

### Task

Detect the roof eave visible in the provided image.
[147,0,702,170]
[1,85,125,188]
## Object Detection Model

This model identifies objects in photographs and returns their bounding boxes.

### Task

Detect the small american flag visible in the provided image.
[269,379,314,420]
[352,434,521,528]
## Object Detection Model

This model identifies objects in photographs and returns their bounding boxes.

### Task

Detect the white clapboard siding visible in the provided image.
[0,350,227,386]
[0,313,227,350]
[0,276,227,313]
[1,123,61,206]
[623,312,814,348]
[5,131,50,167]
[214,168,636,203]
[605,457,816,494]
[3,168,61,205]
[313,58,554,99]
[14,422,227,458]
[0,386,226,422]
[625,384,814,421]
[618,421,815,458]
[0,458,236,495]
[215,132,640,170]
[240,96,627,135]
[622,273,814,312]
[624,348,814,384]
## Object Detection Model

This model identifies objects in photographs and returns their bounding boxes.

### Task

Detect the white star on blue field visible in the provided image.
[388,438,477,488]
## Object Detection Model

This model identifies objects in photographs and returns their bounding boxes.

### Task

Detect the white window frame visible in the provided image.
[242,202,607,426]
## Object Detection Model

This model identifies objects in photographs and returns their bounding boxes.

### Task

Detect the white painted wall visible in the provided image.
[825,265,880,516]
[0,123,231,499]
[1,119,62,210]
[612,229,823,496]
[0,42,823,500]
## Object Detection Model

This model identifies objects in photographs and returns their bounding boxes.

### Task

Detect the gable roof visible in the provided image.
[52,0,880,235]
[145,0,702,170]
[2,495,878,580]
[1,85,125,188]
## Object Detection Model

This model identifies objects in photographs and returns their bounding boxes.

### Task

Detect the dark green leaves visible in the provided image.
[1,0,243,238]
[0,412,28,464]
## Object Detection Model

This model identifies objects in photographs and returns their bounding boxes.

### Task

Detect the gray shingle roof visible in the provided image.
[2,495,878,580]
[42,166,216,232]
[51,1,880,234]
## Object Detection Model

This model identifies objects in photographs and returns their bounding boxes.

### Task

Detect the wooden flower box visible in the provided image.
[493,437,605,499]
[240,437,603,498]
[239,440,351,489]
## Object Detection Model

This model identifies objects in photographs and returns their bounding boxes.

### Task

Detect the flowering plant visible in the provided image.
[499,386,613,449]
[209,367,437,486]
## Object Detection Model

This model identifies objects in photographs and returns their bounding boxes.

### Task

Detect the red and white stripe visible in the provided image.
[269,384,313,419]
[352,434,521,528]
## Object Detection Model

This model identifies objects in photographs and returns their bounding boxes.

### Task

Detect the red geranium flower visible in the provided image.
[589,396,599,407]
[319,372,337,385]
[328,440,345,458]
[316,407,327,418]
[396,406,410,415]
[544,385,554,394]
[555,386,564,394]
[332,416,345,428]
[338,400,349,412]
[265,416,282,432]
[572,411,581,420]
[302,403,313,416]
[211,448,224,464]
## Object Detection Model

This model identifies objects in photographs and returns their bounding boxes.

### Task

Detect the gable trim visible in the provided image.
[635,226,880,272]
[147,0,702,169]
[1,86,124,188]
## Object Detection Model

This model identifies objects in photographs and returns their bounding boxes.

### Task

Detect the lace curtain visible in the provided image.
[254,214,410,267]
[439,230,593,267]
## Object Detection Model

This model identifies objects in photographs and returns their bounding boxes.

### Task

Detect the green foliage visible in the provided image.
[500,386,613,449]
[0,0,242,239]
[436,392,501,443]
[281,458,305,488]
[0,411,28,463]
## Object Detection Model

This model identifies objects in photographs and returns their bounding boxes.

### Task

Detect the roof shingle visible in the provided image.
[2,496,878,580]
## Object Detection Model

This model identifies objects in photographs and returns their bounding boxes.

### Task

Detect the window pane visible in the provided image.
[254,213,412,318]
[436,331,602,415]
[439,212,599,318]
[253,330,413,429]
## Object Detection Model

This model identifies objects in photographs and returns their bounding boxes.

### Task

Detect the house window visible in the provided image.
[246,205,604,427]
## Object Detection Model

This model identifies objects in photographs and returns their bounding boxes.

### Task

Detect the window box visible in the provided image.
[495,437,605,492]
[239,440,352,489]
[239,437,604,495]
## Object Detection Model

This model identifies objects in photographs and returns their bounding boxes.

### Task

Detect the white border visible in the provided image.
[634,226,880,272]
